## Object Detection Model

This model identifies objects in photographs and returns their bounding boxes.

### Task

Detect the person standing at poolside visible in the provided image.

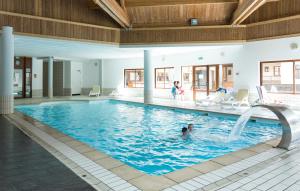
[171,81,178,99]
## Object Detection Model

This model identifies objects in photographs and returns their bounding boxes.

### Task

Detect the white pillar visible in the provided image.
[144,50,154,104]
[0,26,14,114]
[48,57,53,98]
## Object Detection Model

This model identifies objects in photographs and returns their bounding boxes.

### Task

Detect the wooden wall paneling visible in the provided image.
[125,0,239,7]
[121,26,246,44]
[246,16,300,41]
[0,12,120,44]
[0,0,120,28]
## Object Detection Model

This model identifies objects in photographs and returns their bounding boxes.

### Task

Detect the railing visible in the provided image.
[252,104,300,150]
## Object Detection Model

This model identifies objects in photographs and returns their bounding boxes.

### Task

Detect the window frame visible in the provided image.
[222,64,234,89]
[260,60,300,94]
[155,67,174,89]
[181,66,193,90]
[124,68,144,88]
[273,66,281,77]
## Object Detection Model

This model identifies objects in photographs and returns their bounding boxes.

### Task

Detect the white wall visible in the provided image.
[235,36,300,93]
[102,46,242,98]
[82,59,102,89]
[102,36,300,100]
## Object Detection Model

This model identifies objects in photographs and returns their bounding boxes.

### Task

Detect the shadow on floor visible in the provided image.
[0,116,95,191]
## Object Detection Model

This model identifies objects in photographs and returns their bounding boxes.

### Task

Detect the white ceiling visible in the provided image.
[14,35,243,60]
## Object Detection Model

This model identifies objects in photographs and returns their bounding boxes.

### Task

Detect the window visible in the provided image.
[261,60,300,94]
[264,66,269,72]
[124,69,144,88]
[274,66,281,76]
[155,67,174,89]
[181,66,193,90]
[222,64,233,89]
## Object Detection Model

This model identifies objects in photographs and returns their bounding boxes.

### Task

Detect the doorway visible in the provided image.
[193,65,219,100]
[13,57,32,98]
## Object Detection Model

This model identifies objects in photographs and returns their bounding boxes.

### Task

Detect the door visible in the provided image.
[13,57,32,98]
[193,65,219,100]
[71,62,82,95]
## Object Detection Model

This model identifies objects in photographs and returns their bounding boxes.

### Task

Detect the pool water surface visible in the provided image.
[16,100,282,175]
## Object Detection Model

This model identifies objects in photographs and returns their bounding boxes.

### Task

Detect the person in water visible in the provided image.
[188,124,194,132]
[182,127,188,138]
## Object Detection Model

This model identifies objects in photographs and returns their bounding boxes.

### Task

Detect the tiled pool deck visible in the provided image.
[6,96,300,191]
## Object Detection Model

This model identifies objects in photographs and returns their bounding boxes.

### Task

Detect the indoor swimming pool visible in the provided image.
[16,100,282,175]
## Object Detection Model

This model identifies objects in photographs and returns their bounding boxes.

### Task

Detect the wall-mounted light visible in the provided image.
[190,18,199,26]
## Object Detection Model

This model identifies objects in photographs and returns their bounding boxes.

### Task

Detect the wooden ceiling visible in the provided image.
[90,0,300,29]
[126,1,238,27]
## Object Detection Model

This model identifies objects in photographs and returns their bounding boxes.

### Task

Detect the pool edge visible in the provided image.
[6,109,287,191]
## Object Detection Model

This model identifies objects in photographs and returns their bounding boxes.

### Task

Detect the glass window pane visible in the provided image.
[295,62,300,93]
[181,66,193,90]
[164,68,174,88]
[135,70,144,88]
[13,69,23,98]
[125,70,136,88]
[124,69,144,88]
[155,68,174,89]
[222,65,233,89]
[156,69,165,88]
[261,62,294,93]
[194,67,207,90]
[208,66,217,91]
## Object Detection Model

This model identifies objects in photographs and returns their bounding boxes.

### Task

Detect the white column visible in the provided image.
[48,57,53,98]
[144,50,154,104]
[0,26,14,114]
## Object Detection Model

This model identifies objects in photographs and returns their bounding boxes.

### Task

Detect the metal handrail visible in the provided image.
[252,104,300,150]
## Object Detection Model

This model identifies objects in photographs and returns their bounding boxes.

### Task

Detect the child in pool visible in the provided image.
[182,127,188,138]
[188,124,194,132]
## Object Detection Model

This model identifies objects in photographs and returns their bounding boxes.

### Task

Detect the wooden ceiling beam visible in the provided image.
[124,0,238,7]
[93,0,131,28]
[231,0,273,25]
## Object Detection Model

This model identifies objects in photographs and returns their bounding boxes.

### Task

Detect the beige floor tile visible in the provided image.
[230,149,257,159]
[84,150,109,161]
[57,135,74,143]
[212,154,242,166]
[247,143,273,153]
[265,138,280,147]
[66,140,84,148]
[95,157,123,169]
[129,175,176,191]
[190,160,223,173]
[164,167,201,183]
[75,144,95,154]
[111,165,144,181]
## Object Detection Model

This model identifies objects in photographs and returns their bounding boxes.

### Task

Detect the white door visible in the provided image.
[71,62,82,95]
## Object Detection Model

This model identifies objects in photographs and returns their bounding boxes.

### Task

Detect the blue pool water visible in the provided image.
[16,100,282,175]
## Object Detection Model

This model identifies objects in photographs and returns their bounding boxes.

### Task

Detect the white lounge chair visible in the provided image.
[89,85,101,97]
[224,89,250,107]
[195,92,228,106]
[256,86,282,104]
